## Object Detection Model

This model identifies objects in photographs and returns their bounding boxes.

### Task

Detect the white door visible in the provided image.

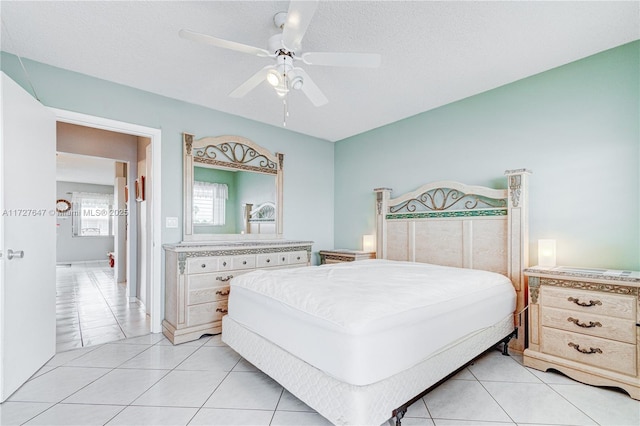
[0,72,56,401]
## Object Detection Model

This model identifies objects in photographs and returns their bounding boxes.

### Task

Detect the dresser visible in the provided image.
[524,266,640,399]
[163,240,313,344]
[319,250,376,264]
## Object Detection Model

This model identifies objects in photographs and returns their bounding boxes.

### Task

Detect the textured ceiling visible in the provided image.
[1,1,638,142]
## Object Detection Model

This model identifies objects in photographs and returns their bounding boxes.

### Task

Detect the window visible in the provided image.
[71,192,113,237]
[193,181,228,226]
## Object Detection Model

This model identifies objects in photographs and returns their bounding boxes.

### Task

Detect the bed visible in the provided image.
[222,169,531,425]
[242,201,276,234]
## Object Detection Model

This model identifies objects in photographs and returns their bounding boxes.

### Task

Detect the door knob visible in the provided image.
[7,249,24,260]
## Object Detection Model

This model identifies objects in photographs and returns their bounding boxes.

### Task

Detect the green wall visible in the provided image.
[2,40,638,271]
[1,52,334,263]
[335,41,640,270]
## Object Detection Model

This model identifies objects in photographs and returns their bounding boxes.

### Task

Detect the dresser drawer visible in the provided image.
[187,300,228,327]
[187,256,234,274]
[541,327,636,376]
[541,286,636,320]
[288,250,308,265]
[256,252,279,267]
[232,254,256,270]
[541,306,635,344]
[186,270,250,305]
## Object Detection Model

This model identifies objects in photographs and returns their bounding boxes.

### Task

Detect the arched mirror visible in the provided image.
[183,133,283,241]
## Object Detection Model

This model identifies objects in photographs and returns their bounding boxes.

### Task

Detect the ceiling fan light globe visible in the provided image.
[275,86,289,98]
[266,70,281,86]
[290,76,304,90]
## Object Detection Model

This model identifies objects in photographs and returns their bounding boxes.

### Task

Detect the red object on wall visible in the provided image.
[108,252,115,268]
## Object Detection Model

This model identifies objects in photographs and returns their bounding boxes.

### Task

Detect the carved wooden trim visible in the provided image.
[178,253,187,275]
[539,277,638,296]
[184,245,311,258]
[529,276,540,304]
[184,133,193,156]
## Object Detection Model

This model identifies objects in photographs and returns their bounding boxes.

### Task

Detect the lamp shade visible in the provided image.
[362,234,376,252]
[538,239,556,267]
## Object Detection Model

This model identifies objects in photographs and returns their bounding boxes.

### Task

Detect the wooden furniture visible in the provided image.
[319,249,376,264]
[163,240,312,344]
[243,201,276,235]
[524,266,640,399]
[182,133,284,240]
[222,169,531,426]
[375,169,531,352]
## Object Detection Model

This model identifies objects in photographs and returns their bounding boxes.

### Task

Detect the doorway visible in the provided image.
[52,109,163,342]
[55,151,148,351]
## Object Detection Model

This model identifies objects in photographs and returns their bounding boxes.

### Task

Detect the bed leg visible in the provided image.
[500,328,518,356]
[391,408,406,426]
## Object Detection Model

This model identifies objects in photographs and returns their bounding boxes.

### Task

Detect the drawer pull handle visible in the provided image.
[266,259,270,263]
[568,342,602,355]
[242,261,247,265]
[567,297,602,307]
[216,308,228,314]
[282,257,286,261]
[215,289,230,296]
[567,317,602,328]
[297,256,301,260]
[222,261,227,267]
[216,275,234,282]
[201,264,206,268]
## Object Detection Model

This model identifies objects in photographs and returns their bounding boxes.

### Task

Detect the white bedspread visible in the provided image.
[231,259,513,331]
[228,259,516,385]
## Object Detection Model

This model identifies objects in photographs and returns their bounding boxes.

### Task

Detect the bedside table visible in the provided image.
[523,265,640,400]
[319,250,376,264]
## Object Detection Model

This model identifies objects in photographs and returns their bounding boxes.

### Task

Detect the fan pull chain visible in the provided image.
[283,99,287,127]
[282,72,290,127]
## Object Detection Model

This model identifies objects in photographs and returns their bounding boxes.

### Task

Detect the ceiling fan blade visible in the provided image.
[301,52,381,68]
[179,29,272,58]
[295,68,328,106]
[229,66,273,98]
[281,0,318,52]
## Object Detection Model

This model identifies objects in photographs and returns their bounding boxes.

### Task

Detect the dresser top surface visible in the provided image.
[164,239,313,252]
[525,265,640,285]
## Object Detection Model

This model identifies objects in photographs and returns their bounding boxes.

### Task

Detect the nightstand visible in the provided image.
[523,265,640,400]
[319,250,376,264]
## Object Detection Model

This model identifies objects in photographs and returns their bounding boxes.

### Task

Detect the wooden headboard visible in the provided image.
[375,169,531,352]
[243,202,276,235]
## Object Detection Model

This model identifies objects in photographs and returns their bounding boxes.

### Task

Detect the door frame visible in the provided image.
[52,108,163,333]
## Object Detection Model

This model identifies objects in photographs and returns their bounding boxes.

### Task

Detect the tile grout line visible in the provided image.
[86,269,128,339]
[269,387,286,425]
[467,354,519,425]
[184,346,244,425]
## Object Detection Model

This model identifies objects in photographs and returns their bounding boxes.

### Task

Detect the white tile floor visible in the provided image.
[55,262,150,352]
[1,334,638,426]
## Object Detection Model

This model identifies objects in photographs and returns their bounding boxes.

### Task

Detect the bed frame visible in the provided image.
[376,169,530,353]
[242,201,276,234]
[222,169,531,426]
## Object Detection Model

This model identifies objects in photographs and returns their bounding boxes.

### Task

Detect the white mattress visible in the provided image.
[228,259,515,386]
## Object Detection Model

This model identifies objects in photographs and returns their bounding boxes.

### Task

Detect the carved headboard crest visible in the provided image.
[389,187,507,214]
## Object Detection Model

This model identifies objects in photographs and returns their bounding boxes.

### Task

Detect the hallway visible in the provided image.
[56,262,149,352]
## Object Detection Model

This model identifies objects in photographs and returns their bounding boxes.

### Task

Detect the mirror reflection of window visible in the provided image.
[193,181,228,226]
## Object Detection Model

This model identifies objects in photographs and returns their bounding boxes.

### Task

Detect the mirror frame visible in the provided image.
[183,133,284,241]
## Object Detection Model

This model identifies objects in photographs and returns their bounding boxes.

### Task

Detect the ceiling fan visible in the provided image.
[179,1,381,107]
